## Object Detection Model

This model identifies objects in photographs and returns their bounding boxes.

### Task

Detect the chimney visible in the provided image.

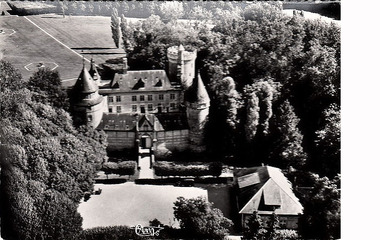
[122,58,129,74]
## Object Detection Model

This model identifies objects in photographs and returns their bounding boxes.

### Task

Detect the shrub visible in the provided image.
[102,161,136,176]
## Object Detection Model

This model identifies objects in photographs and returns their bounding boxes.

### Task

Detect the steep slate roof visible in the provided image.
[97,113,187,131]
[184,72,210,106]
[155,113,189,130]
[109,70,176,92]
[234,166,303,215]
[73,65,98,94]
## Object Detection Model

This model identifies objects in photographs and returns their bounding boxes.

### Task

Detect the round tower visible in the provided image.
[185,72,210,152]
[71,64,105,128]
[167,45,197,89]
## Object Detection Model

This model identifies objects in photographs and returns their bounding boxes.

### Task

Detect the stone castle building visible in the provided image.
[70,45,210,157]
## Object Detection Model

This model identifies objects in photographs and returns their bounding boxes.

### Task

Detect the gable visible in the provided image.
[239,178,303,215]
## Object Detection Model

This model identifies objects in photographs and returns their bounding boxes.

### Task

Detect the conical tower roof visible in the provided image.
[184,71,210,106]
[74,64,98,94]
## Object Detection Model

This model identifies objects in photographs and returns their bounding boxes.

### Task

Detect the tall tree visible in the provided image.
[155,1,184,23]
[111,7,121,48]
[173,196,233,240]
[206,76,241,159]
[245,93,260,143]
[315,103,340,177]
[120,14,136,57]
[269,100,307,169]
[27,67,69,110]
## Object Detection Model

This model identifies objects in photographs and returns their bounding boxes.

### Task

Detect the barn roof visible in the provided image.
[234,166,303,215]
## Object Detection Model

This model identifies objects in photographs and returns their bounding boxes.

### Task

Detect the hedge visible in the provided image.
[153,161,222,177]
[102,161,136,176]
[81,226,144,240]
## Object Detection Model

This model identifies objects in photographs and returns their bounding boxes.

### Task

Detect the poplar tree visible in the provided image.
[111,8,120,48]
[269,100,307,168]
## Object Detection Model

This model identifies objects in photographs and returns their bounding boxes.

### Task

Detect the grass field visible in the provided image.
[78,182,208,229]
[0,14,127,85]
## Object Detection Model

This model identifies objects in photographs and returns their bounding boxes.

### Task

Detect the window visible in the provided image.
[170,93,175,100]
[116,96,121,102]
[140,105,146,114]
[108,107,113,113]
[87,115,92,122]
[116,106,121,113]
[140,95,145,101]
[148,95,153,101]
[108,96,113,103]
[132,105,137,112]
[132,95,137,101]
[148,104,153,112]
[159,94,164,100]
[170,103,176,110]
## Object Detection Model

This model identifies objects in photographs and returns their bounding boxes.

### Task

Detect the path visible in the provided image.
[139,155,154,179]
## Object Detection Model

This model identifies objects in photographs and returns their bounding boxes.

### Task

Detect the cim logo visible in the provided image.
[133,224,164,237]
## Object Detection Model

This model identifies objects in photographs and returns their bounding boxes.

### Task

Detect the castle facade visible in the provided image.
[70,45,210,157]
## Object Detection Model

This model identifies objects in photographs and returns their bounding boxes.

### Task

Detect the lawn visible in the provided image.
[78,182,208,229]
[0,14,128,85]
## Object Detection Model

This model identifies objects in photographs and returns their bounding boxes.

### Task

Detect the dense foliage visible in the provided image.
[173,196,233,239]
[295,172,341,239]
[27,67,69,110]
[0,60,107,240]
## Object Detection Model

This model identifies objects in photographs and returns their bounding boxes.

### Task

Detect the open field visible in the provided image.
[0,14,127,85]
[78,182,208,229]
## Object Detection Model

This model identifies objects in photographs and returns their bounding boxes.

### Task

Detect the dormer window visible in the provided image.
[132,78,145,90]
[155,79,163,87]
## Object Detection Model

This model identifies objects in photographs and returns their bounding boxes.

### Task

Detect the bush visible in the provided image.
[102,161,136,176]
[153,161,223,177]
[275,229,298,239]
